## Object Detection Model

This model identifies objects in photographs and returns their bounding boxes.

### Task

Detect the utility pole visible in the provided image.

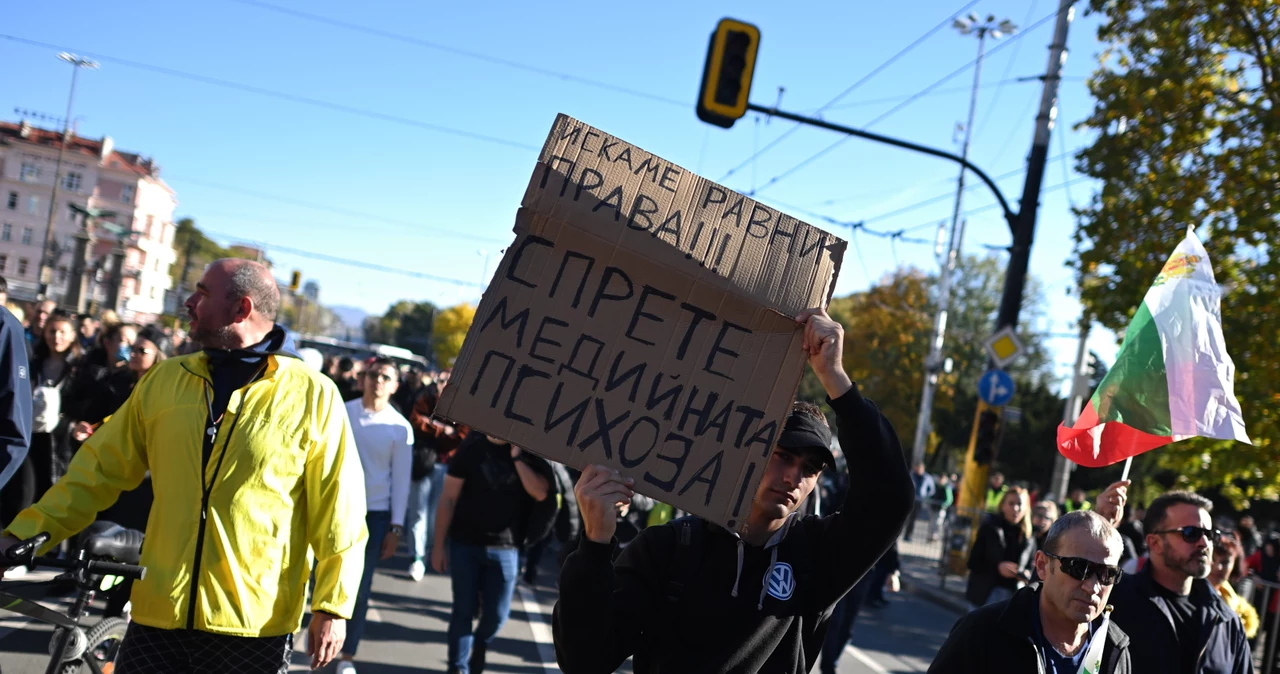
[911,14,1016,468]
[952,0,1076,540]
[1050,316,1091,500]
[37,53,98,302]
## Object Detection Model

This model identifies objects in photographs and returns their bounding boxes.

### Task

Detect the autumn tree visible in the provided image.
[1074,0,1278,505]
[432,304,476,368]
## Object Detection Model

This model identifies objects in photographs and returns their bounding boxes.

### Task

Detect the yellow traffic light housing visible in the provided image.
[697,18,761,128]
[290,270,301,292]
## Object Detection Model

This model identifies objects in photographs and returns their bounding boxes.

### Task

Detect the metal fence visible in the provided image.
[1241,575,1280,672]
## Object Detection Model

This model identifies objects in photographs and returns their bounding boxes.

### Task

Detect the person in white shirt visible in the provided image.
[338,357,413,673]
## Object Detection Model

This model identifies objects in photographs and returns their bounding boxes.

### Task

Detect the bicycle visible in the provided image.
[1,525,146,674]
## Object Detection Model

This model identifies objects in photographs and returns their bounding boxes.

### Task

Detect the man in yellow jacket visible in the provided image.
[0,259,368,673]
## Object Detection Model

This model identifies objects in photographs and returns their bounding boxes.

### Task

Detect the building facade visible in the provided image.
[0,119,178,322]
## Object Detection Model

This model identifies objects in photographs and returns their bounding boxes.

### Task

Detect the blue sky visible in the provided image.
[0,0,1122,390]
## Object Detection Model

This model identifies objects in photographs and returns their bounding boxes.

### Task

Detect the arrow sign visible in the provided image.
[978,369,1016,407]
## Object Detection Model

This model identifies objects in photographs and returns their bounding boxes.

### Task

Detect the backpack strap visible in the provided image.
[664,516,704,605]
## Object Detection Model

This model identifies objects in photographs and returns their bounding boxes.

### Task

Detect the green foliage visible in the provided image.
[1074,0,1279,506]
[364,300,437,356]
[170,218,258,293]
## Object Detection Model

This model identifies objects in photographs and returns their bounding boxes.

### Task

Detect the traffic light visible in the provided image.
[973,409,1002,465]
[289,270,301,292]
[696,18,761,128]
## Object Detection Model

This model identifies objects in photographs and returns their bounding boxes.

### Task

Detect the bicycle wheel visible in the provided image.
[61,617,129,674]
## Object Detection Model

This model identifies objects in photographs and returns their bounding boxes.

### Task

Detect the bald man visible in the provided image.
[0,259,368,673]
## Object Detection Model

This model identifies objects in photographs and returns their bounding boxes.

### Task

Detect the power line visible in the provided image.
[220,0,687,109]
[200,229,487,288]
[717,0,981,182]
[972,0,1040,140]
[745,7,1065,197]
[819,77,1031,112]
[0,34,540,152]
[171,176,508,243]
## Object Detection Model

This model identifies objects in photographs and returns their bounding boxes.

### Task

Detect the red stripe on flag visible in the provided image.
[1057,400,1172,468]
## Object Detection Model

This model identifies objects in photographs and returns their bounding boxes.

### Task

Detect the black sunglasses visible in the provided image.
[1152,526,1222,545]
[1043,551,1123,586]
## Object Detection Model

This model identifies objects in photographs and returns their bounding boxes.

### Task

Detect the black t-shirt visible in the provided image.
[1154,582,1201,674]
[446,435,545,548]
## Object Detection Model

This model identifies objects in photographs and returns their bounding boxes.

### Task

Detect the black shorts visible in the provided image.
[114,622,293,674]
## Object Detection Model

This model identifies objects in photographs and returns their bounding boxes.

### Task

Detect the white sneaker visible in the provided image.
[334,660,357,674]
[409,559,426,581]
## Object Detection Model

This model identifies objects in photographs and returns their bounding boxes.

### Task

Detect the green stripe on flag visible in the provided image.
[1090,302,1174,435]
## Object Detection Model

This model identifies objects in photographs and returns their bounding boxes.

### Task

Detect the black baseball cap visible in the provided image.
[776,410,835,469]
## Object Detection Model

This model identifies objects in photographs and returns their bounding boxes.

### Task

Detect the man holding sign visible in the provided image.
[551,307,914,673]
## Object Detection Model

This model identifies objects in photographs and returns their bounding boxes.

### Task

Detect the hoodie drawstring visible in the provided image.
[758,546,778,610]
[731,538,745,598]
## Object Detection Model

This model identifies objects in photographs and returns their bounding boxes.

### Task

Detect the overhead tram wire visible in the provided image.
[0,35,540,152]
[220,0,686,108]
[971,0,1040,139]
[716,0,982,183]
[200,230,486,288]
[170,176,508,244]
[746,7,1065,197]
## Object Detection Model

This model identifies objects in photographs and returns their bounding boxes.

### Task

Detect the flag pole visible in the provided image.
[1120,457,1133,482]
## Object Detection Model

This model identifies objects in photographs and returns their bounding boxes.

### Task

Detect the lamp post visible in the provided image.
[37,53,98,302]
[910,14,1017,468]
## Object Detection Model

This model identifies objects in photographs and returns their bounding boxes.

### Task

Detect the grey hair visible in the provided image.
[1042,510,1123,557]
[224,260,279,321]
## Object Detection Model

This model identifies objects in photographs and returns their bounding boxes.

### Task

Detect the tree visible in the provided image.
[1074,0,1278,506]
[432,304,476,368]
[170,218,258,293]
[364,301,437,355]
[798,255,1057,477]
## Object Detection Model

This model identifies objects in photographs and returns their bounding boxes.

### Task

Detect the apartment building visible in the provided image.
[0,119,178,322]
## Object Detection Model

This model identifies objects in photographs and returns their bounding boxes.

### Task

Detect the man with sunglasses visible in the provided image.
[1102,491,1252,674]
[931,510,1131,673]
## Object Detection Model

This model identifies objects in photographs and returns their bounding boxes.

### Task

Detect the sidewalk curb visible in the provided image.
[900,570,969,616]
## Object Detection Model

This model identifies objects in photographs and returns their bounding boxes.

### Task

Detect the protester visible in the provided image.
[338,357,413,673]
[903,462,935,542]
[1209,535,1259,639]
[553,307,914,673]
[433,433,553,674]
[65,322,138,442]
[1097,488,1253,674]
[28,310,83,502]
[405,379,468,582]
[77,315,100,351]
[24,299,55,351]
[0,259,368,672]
[1236,515,1262,559]
[966,486,1036,608]
[0,305,30,494]
[1033,501,1060,551]
[985,471,1008,512]
[930,473,954,542]
[930,511,1132,673]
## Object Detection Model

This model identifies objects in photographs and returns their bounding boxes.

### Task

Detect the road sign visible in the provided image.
[985,326,1024,367]
[978,369,1016,406]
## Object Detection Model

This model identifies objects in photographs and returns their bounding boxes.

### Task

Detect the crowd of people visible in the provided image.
[0,259,1273,674]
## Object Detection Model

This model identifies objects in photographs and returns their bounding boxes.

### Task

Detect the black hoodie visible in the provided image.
[202,326,298,467]
[552,385,914,674]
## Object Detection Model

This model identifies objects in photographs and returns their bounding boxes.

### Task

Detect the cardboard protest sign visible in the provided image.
[436,114,846,533]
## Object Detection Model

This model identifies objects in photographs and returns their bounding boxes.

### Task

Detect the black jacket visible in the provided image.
[930,585,1131,674]
[965,513,1036,606]
[1108,563,1253,674]
[552,385,914,674]
[0,308,31,490]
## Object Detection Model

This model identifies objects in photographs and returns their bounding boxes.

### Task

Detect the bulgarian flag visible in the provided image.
[1057,228,1250,468]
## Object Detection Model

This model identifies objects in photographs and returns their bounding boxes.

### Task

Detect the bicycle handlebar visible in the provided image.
[3,533,146,580]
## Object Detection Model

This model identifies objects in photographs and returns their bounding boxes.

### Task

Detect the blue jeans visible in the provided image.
[345,510,391,656]
[447,543,519,673]
[406,464,446,560]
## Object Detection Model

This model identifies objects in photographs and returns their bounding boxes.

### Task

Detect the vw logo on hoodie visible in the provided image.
[767,562,795,601]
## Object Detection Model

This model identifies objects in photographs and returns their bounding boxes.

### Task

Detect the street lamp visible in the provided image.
[37,53,99,301]
[910,14,1017,468]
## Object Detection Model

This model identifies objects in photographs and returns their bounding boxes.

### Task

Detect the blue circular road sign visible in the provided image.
[978,369,1016,407]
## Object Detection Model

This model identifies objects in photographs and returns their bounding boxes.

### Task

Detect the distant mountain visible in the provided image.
[329,305,370,332]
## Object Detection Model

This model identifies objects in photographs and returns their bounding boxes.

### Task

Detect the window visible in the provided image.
[26,196,38,215]
[120,184,135,204]
[67,204,79,224]
[0,256,6,272]
[1,224,10,242]
[63,172,83,192]
[19,163,39,182]
[57,267,67,283]
[21,227,32,246]
[6,192,16,210]
[17,259,28,276]
[146,215,155,236]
